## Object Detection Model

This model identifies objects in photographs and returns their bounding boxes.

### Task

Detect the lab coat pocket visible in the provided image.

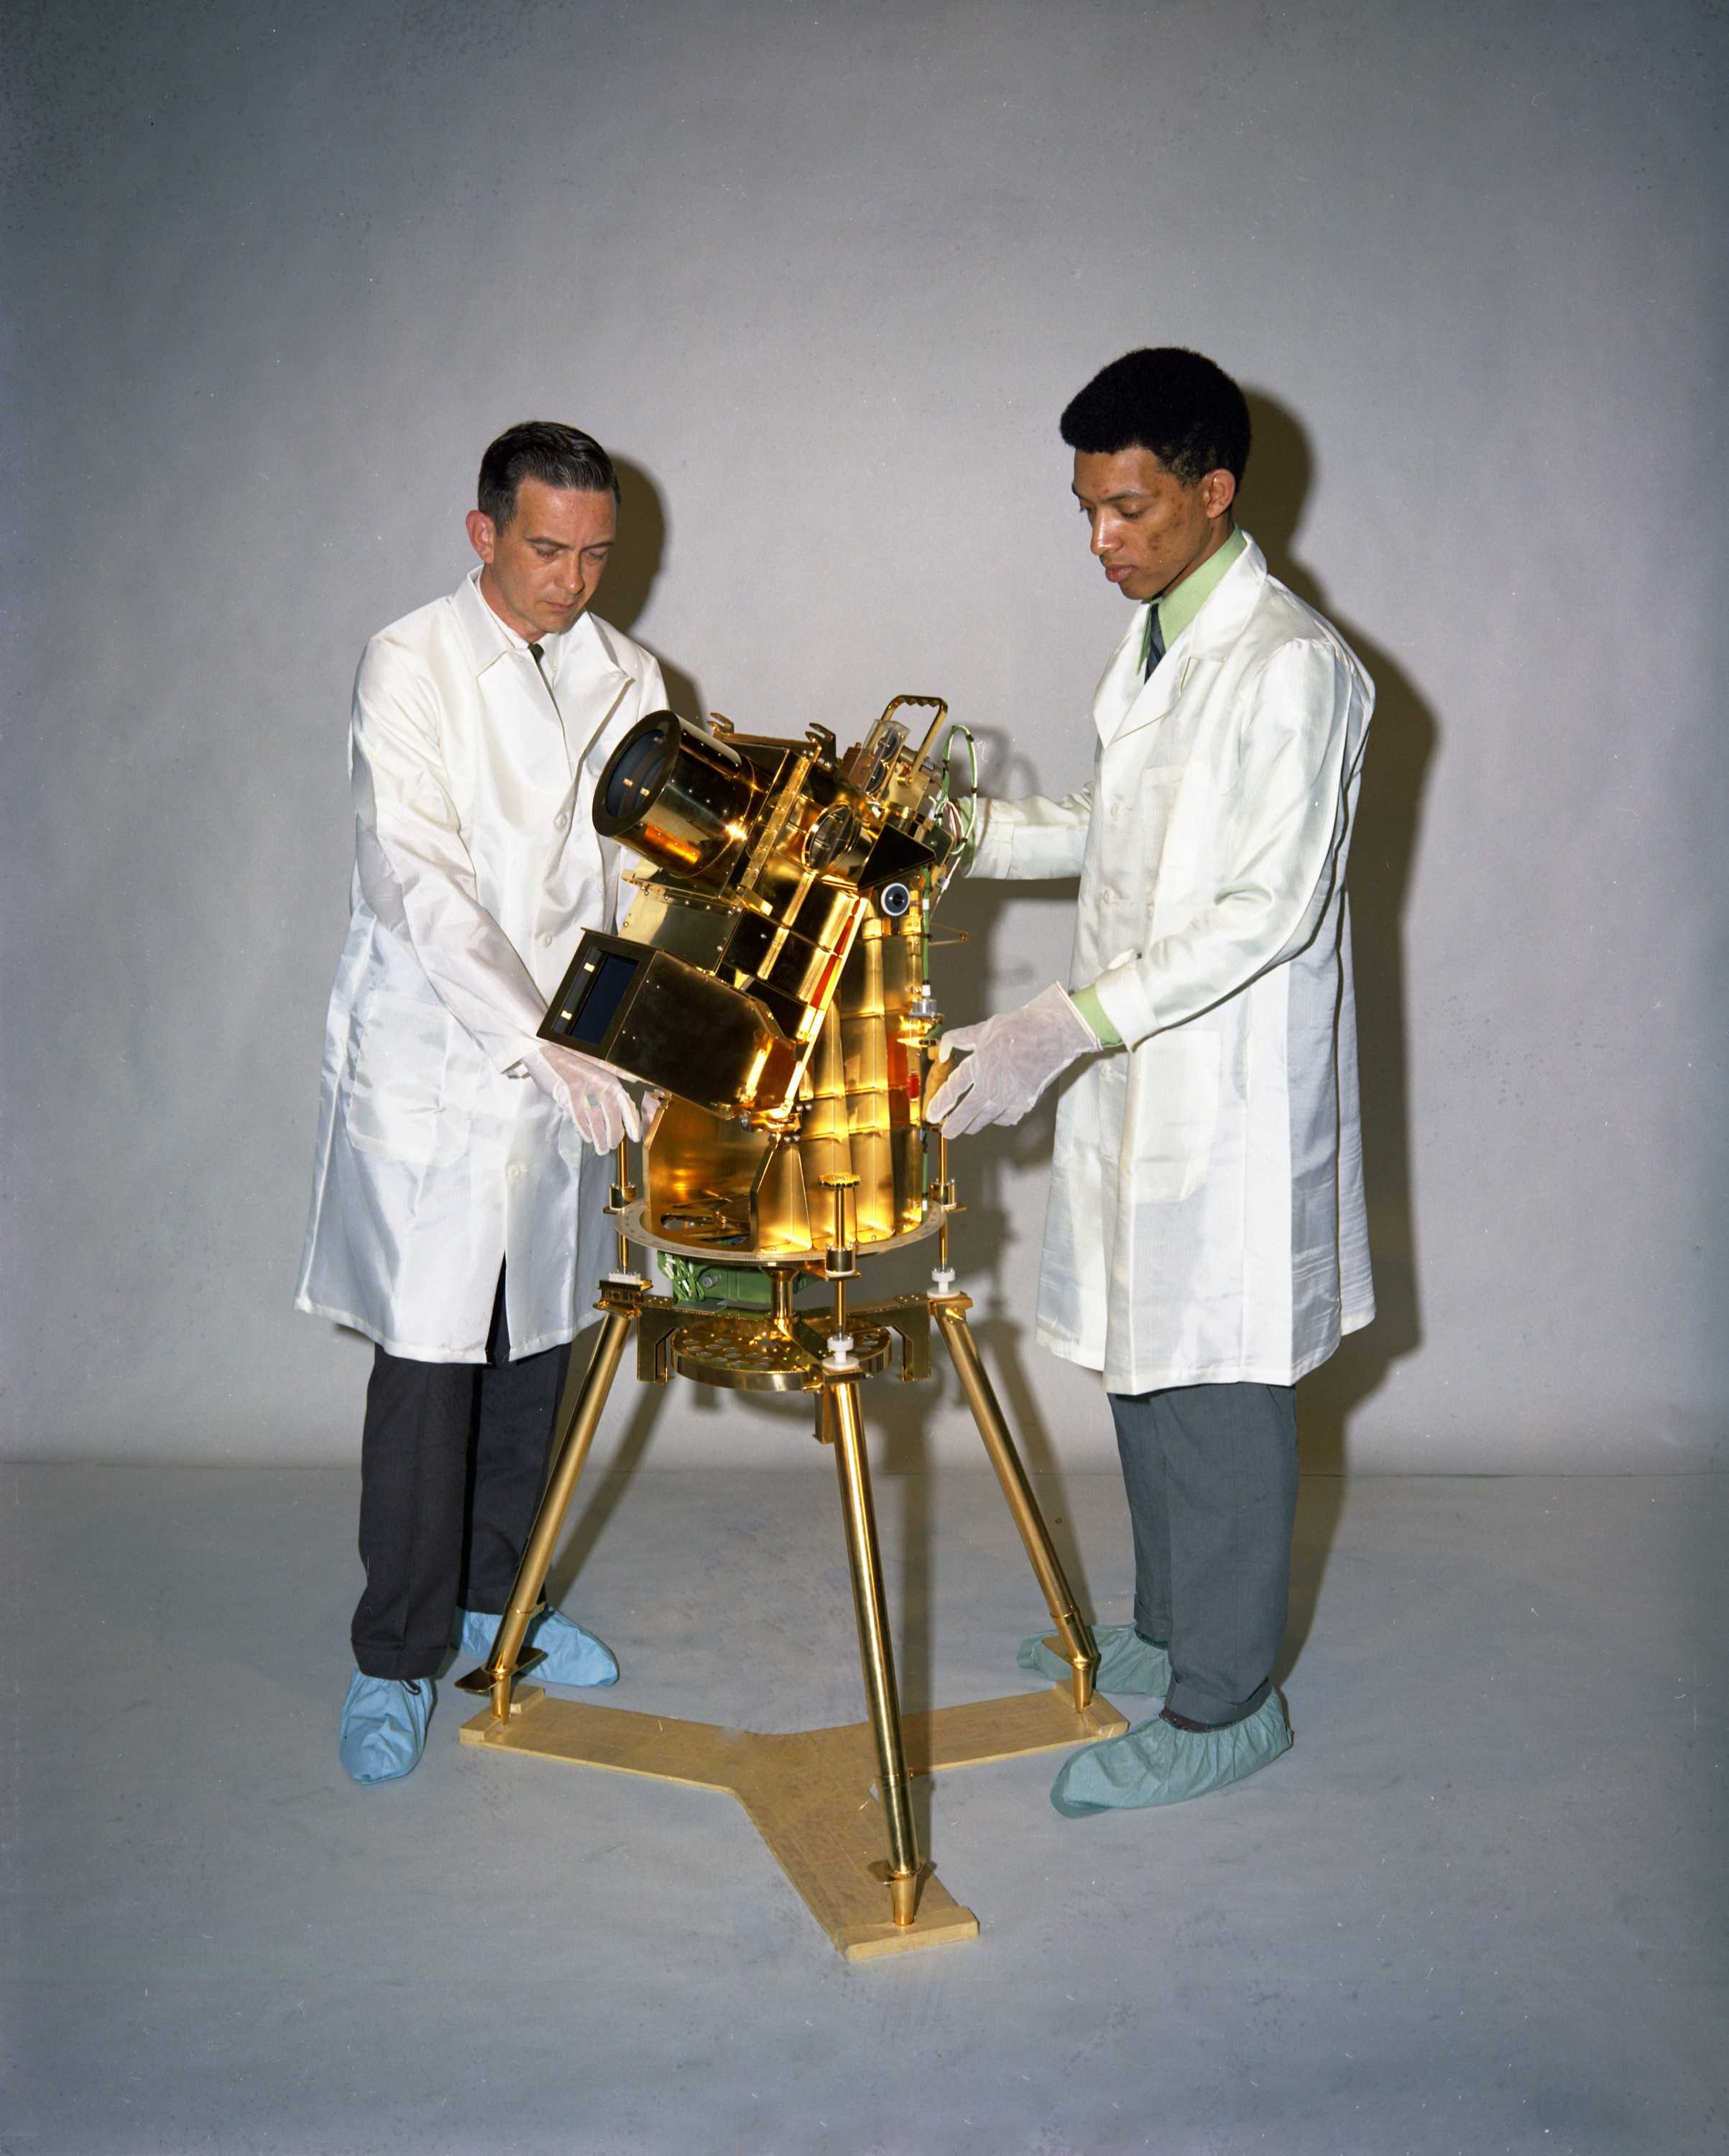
[1139,759,1187,783]
[342,990,471,1169]
[1124,1029,1222,1203]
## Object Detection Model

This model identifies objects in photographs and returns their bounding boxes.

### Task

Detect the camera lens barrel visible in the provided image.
[594,712,757,875]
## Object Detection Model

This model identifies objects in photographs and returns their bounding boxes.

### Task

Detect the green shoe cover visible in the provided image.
[1018,1623,1172,1697]
[1049,1690,1291,1815]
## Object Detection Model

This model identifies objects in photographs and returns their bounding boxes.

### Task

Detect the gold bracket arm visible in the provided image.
[872,694,950,770]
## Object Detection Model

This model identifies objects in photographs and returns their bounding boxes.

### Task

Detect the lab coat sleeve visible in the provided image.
[967,787,1093,880]
[349,636,551,1074]
[1089,641,1361,1047]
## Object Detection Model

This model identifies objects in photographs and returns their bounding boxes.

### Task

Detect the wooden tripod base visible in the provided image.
[459,1682,1128,1961]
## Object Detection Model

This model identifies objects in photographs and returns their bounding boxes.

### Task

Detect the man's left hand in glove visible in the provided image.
[925,982,1102,1136]
[521,1041,658,1153]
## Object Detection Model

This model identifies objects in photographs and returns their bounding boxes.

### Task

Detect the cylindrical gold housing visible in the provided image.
[641,901,932,1260]
[594,712,757,878]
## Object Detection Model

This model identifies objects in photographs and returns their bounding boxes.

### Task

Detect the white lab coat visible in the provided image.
[295,568,667,1362]
[970,535,1375,1392]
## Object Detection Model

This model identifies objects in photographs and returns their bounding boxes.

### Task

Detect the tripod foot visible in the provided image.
[871,1858,933,1927]
[453,1644,546,1700]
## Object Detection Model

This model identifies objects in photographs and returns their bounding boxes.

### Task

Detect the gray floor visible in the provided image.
[5,1460,1725,2156]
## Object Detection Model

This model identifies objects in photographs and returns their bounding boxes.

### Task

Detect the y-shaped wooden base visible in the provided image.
[458,1682,1125,1960]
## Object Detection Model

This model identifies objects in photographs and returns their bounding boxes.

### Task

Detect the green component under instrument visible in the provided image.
[658,1254,778,1307]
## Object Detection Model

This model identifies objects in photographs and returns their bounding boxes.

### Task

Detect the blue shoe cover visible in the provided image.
[1018,1623,1172,1698]
[339,1671,434,1784]
[456,1606,618,1688]
[1049,1691,1291,1816]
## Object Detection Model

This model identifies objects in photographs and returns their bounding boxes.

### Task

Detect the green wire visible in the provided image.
[934,723,978,806]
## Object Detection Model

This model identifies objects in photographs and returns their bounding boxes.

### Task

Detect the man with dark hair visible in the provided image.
[477,419,622,522]
[297,420,668,1783]
[928,348,1374,1813]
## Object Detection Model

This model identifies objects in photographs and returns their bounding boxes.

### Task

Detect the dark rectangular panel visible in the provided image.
[568,951,640,1049]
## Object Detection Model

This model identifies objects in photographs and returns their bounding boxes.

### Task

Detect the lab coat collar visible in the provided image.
[1178,530,1267,660]
[453,564,534,676]
[451,569,633,768]
[555,613,635,768]
[1092,535,1269,745]
[451,565,594,691]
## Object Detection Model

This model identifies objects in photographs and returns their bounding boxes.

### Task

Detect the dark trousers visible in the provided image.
[351,1273,566,1680]
[1109,1381,1299,1728]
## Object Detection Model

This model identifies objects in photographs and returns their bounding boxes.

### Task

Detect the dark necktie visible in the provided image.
[1143,604,1166,678]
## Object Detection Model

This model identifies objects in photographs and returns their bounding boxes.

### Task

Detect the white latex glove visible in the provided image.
[520,1042,647,1153]
[925,982,1099,1136]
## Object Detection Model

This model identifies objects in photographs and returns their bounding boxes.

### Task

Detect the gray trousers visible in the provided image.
[1109,1381,1299,1728]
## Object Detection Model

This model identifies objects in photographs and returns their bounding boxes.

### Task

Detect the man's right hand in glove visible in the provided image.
[520,1042,650,1153]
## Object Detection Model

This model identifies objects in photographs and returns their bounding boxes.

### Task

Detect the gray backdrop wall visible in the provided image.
[5,0,1725,1471]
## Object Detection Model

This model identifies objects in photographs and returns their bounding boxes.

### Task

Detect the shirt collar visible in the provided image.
[1145,525,1249,660]
[453,564,571,683]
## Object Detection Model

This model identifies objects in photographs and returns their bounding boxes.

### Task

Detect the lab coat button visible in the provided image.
[540,932,555,947]
[555,811,570,830]
[507,1164,525,1181]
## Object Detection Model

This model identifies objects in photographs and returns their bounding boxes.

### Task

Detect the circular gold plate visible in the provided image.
[669,1316,894,1392]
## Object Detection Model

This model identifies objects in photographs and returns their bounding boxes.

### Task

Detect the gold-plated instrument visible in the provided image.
[541,696,954,1271]
[458,698,1120,1960]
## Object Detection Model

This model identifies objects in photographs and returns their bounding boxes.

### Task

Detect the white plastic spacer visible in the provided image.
[604,1271,647,1287]
[824,1332,858,1370]
[930,1267,957,1294]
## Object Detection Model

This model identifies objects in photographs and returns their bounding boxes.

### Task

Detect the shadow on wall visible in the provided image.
[1242,390,1435,1477]
[600,456,706,722]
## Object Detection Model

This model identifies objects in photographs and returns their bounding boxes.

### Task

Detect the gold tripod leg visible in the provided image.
[461,1306,634,1722]
[826,1381,926,1928]
[931,1299,1100,1710]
